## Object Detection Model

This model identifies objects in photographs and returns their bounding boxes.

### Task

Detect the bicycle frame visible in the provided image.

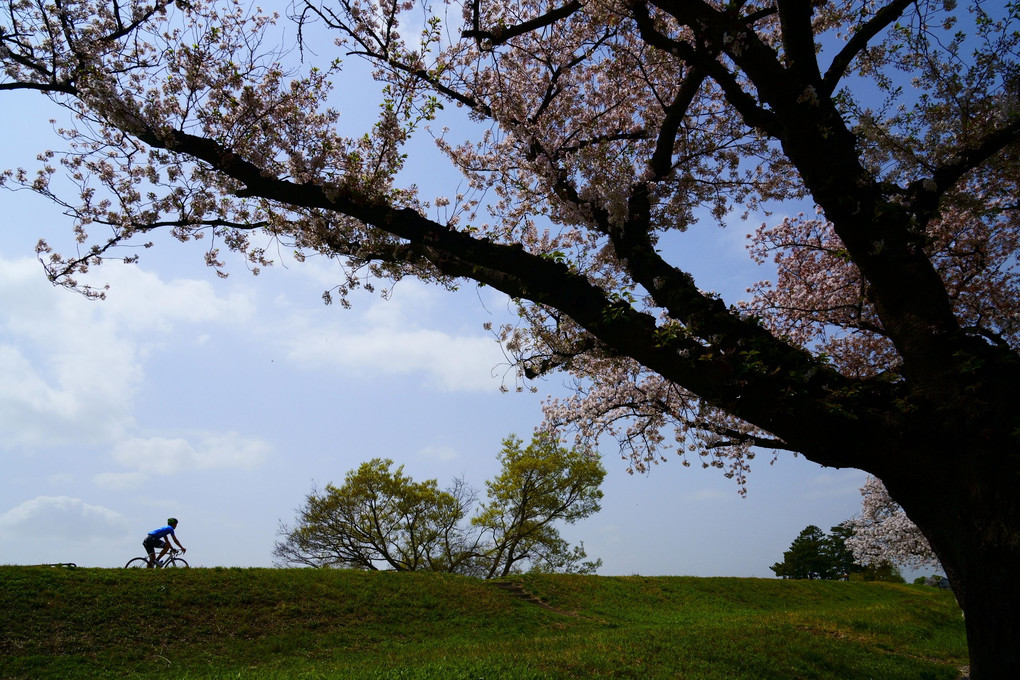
[155,548,181,567]
[124,547,189,569]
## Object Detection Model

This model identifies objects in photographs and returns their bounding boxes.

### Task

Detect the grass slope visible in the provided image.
[0,567,967,679]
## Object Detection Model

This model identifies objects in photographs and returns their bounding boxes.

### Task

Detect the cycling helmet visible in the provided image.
[168,517,178,525]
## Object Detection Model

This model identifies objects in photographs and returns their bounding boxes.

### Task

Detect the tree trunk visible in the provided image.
[881,441,1020,679]
[958,563,1020,679]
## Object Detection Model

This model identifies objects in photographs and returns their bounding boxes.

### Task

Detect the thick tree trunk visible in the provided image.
[958,564,1020,679]
[882,442,1020,679]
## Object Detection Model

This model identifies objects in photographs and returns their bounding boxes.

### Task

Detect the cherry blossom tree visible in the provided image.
[2,0,1019,674]
[844,476,941,572]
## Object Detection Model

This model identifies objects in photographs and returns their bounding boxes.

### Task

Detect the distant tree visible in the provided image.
[273,458,477,571]
[824,524,864,580]
[844,477,942,572]
[853,561,906,584]
[274,435,605,576]
[771,525,835,580]
[771,523,865,580]
[473,435,606,578]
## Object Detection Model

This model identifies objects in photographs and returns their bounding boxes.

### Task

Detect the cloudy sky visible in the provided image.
[0,6,875,576]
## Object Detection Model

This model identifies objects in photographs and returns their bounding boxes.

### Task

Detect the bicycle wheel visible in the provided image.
[165,557,189,568]
[125,557,150,568]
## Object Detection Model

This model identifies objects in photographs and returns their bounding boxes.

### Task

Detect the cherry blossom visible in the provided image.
[845,476,941,571]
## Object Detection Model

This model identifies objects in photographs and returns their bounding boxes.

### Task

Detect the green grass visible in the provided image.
[0,567,967,679]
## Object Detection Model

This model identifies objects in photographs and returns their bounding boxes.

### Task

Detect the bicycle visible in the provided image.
[124,547,189,569]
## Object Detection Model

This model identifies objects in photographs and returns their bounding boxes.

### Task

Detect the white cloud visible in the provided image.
[0,496,129,541]
[289,324,506,391]
[281,291,507,392]
[0,345,89,445]
[111,432,271,475]
[0,254,257,450]
[94,263,255,333]
[0,259,138,439]
[262,276,512,392]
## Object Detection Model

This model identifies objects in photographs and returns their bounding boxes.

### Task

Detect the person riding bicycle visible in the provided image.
[143,518,186,568]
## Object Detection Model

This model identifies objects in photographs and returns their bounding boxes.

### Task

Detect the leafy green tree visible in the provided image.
[275,435,605,575]
[825,524,865,580]
[472,434,606,579]
[273,458,477,571]
[853,561,906,584]
[424,476,486,575]
[772,524,869,580]
[771,525,834,579]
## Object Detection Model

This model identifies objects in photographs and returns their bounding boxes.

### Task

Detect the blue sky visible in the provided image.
[0,8,877,576]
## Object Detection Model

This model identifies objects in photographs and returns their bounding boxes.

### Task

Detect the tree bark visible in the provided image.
[956,554,1020,678]
[878,411,1020,678]
[906,486,1020,679]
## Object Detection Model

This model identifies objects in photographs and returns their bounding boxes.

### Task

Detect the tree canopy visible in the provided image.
[770,523,867,581]
[273,458,477,572]
[274,436,605,575]
[473,434,606,578]
[2,1,1019,675]
[771,524,834,580]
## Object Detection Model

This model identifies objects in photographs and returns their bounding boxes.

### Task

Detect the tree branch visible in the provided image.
[462,0,583,46]
[630,1,781,136]
[821,0,914,97]
[776,0,822,85]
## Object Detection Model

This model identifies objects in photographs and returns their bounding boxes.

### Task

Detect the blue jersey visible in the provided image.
[148,525,176,539]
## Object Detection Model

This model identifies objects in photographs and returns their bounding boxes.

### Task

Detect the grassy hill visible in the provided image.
[0,566,967,679]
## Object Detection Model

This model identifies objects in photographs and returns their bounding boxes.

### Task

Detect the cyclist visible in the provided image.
[143,517,186,568]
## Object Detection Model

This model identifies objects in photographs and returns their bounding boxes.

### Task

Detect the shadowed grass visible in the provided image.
[0,567,966,679]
